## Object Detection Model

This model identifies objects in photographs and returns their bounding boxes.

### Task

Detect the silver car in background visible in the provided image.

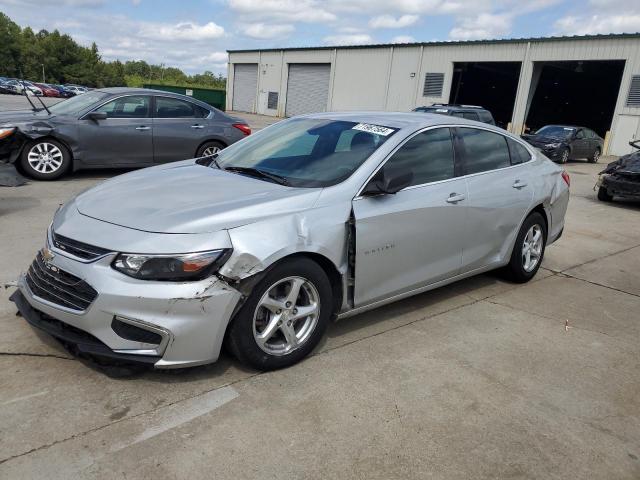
[10,112,570,370]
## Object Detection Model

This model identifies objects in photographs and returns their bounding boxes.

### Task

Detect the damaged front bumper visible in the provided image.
[598,174,640,198]
[11,247,243,368]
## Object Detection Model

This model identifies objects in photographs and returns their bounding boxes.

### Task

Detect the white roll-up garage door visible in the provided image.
[232,64,258,112]
[285,64,331,117]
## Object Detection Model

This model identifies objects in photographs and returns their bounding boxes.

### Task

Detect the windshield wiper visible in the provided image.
[223,166,289,186]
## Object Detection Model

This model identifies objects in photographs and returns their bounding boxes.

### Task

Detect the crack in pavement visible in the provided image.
[0,351,74,361]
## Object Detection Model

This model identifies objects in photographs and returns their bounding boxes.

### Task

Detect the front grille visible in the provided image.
[26,252,98,311]
[52,232,111,260]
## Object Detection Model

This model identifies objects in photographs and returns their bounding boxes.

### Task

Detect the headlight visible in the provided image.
[112,249,231,281]
[0,127,15,139]
[544,143,562,149]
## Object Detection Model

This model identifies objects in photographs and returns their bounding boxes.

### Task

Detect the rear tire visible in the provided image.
[196,141,225,158]
[225,257,332,371]
[504,212,547,283]
[589,148,601,163]
[597,186,613,202]
[20,138,70,180]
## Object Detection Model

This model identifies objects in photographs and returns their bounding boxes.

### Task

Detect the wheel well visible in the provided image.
[195,139,227,157]
[529,204,549,239]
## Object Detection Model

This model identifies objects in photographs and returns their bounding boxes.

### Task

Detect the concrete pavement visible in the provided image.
[0,148,639,479]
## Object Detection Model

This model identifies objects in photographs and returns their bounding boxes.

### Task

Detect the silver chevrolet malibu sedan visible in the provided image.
[10,112,570,370]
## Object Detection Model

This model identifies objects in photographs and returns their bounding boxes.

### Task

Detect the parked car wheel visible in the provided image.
[597,186,613,202]
[504,212,547,283]
[20,139,71,180]
[196,141,225,158]
[589,148,601,163]
[225,257,332,370]
[559,148,569,164]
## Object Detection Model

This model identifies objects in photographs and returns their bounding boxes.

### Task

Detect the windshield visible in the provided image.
[215,118,397,187]
[535,126,575,139]
[49,91,109,116]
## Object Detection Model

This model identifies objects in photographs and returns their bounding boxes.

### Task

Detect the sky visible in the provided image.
[1,0,639,75]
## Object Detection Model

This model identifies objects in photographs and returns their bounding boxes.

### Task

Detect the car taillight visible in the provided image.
[233,123,251,136]
[561,170,570,187]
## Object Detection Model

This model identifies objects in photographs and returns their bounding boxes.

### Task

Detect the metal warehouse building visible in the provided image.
[227,33,640,156]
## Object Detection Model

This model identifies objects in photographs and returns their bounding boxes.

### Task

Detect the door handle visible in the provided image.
[446,193,466,204]
[191,124,204,129]
[512,180,528,189]
[135,126,150,131]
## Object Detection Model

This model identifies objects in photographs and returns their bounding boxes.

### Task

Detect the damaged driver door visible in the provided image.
[352,127,467,307]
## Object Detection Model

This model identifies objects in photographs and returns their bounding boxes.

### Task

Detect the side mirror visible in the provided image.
[362,169,413,196]
[87,111,107,121]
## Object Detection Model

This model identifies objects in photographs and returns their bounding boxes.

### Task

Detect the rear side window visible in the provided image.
[507,138,531,165]
[458,127,511,174]
[462,112,479,121]
[383,127,455,186]
[154,97,209,118]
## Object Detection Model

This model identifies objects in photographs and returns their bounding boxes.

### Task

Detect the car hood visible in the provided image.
[522,134,567,146]
[0,110,54,125]
[74,162,323,234]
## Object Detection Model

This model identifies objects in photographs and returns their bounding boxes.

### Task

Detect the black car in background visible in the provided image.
[522,125,604,164]
[413,104,496,125]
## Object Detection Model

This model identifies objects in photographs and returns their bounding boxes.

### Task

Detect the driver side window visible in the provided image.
[94,96,150,118]
[575,130,585,139]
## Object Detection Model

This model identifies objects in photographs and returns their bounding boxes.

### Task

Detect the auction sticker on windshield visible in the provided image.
[352,123,395,136]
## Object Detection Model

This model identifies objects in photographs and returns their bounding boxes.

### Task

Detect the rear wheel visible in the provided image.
[589,148,601,163]
[20,138,70,180]
[196,141,225,158]
[225,257,332,371]
[597,186,613,202]
[504,212,547,283]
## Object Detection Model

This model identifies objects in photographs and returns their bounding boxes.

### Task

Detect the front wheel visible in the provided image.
[597,186,613,202]
[20,139,70,180]
[504,212,547,283]
[225,257,332,370]
[559,148,569,164]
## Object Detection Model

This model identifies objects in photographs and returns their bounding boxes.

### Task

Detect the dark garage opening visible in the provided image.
[450,62,522,129]
[525,60,625,138]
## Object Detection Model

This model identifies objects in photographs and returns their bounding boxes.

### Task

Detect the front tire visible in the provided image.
[589,148,601,163]
[597,186,613,202]
[559,148,569,164]
[225,257,332,371]
[20,139,70,180]
[505,212,547,283]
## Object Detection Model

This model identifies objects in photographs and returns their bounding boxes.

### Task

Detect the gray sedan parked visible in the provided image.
[0,88,250,180]
[10,112,569,371]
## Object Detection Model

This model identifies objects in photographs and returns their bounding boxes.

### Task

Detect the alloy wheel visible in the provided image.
[253,276,320,356]
[27,142,64,173]
[202,146,221,156]
[522,224,543,272]
[561,149,569,163]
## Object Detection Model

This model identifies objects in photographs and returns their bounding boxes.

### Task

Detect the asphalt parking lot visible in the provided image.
[1,112,640,478]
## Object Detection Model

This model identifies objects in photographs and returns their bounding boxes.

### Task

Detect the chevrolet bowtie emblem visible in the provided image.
[41,247,55,263]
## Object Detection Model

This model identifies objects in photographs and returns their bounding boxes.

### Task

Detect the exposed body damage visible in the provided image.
[597,142,640,201]
[10,111,569,370]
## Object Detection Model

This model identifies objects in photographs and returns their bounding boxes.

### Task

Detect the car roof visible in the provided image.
[541,124,587,130]
[300,111,500,131]
[416,105,489,112]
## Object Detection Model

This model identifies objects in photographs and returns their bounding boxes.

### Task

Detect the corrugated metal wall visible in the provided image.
[228,36,640,155]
